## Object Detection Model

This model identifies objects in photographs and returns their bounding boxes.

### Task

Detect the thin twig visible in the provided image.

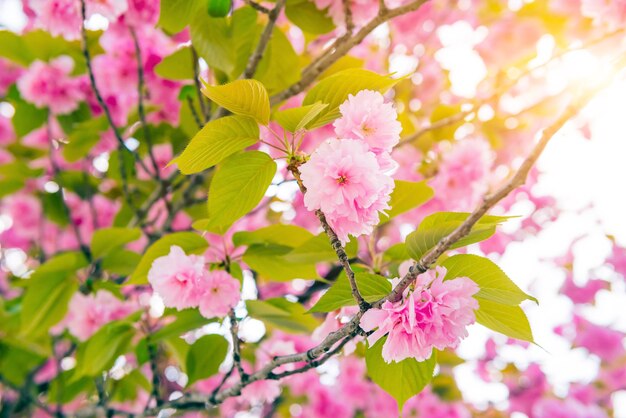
[243,0,271,14]
[228,310,247,381]
[243,0,286,79]
[130,28,161,180]
[191,47,210,122]
[78,0,152,176]
[287,165,369,310]
[269,0,430,105]
[342,0,355,33]
[46,114,91,262]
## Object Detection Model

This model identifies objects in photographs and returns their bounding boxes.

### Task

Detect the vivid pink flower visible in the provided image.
[505,363,549,415]
[66,290,136,341]
[0,115,15,146]
[300,138,394,243]
[428,138,494,211]
[86,0,127,20]
[197,270,240,319]
[533,398,608,418]
[560,275,608,305]
[17,56,85,115]
[0,59,23,97]
[124,0,160,26]
[572,315,625,362]
[403,388,471,418]
[361,266,479,362]
[148,245,207,310]
[333,90,402,161]
[29,0,82,40]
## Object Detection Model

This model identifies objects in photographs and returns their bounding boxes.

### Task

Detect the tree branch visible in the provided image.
[287,164,369,310]
[243,0,271,14]
[130,28,161,181]
[78,0,152,177]
[191,47,210,122]
[269,0,429,106]
[228,309,247,381]
[244,0,286,79]
[382,88,602,303]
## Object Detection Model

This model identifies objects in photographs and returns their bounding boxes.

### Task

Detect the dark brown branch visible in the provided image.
[243,0,271,14]
[46,115,91,262]
[342,0,355,34]
[78,0,152,177]
[191,47,210,122]
[269,0,429,106]
[130,28,161,180]
[228,309,247,381]
[382,88,602,303]
[243,0,286,79]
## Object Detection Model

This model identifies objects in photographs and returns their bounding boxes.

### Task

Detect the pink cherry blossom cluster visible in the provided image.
[25,0,157,40]
[17,56,85,115]
[147,245,240,318]
[361,266,479,363]
[300,90,400,243]
[64,290,136,341]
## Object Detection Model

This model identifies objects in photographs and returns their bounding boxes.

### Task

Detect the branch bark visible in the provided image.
[287,164,369,310]
[269,0,429,106]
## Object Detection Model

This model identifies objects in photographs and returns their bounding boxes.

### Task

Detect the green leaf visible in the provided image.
[127,232,208,285]
[62,116,109,162]
[381,180,434,224]
[6,85,47,137]
[442,254,537,305]
[205,151,276,233]
[202,79,270,125]
[40,190,70,226]
[284,233,358,264]
[309,273,391,313]
[29,251,89,281]
[155,47,195,80]
[285,0,335,34]
[108,369,151,403]
[91,227,142,259]
[0,342,46,386]
[152,309,214,342]
[405,212,509,261]
[366,337,436,411]
[190,7,258,80]
[20,272,79,337]
[246,298,320,334]
[48,371,94,404]
[74,321,136,378]
[243,244,318,281]
[171,115,259,174]
[273,102,329,132]
[101,249,141,276]
[302,69,399,128]
[233,225,313,247]
[186,334,228,385]
[254,28,300,94]
[158,0,203,33]
[383,243,410,261]
[475,299,534,342]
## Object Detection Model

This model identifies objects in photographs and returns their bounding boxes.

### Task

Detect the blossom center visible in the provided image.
[361,122,376,136]
[336,174,349,185]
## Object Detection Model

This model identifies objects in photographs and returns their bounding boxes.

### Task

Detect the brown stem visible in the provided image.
[288,164,369,311]
[243,0,286,79]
